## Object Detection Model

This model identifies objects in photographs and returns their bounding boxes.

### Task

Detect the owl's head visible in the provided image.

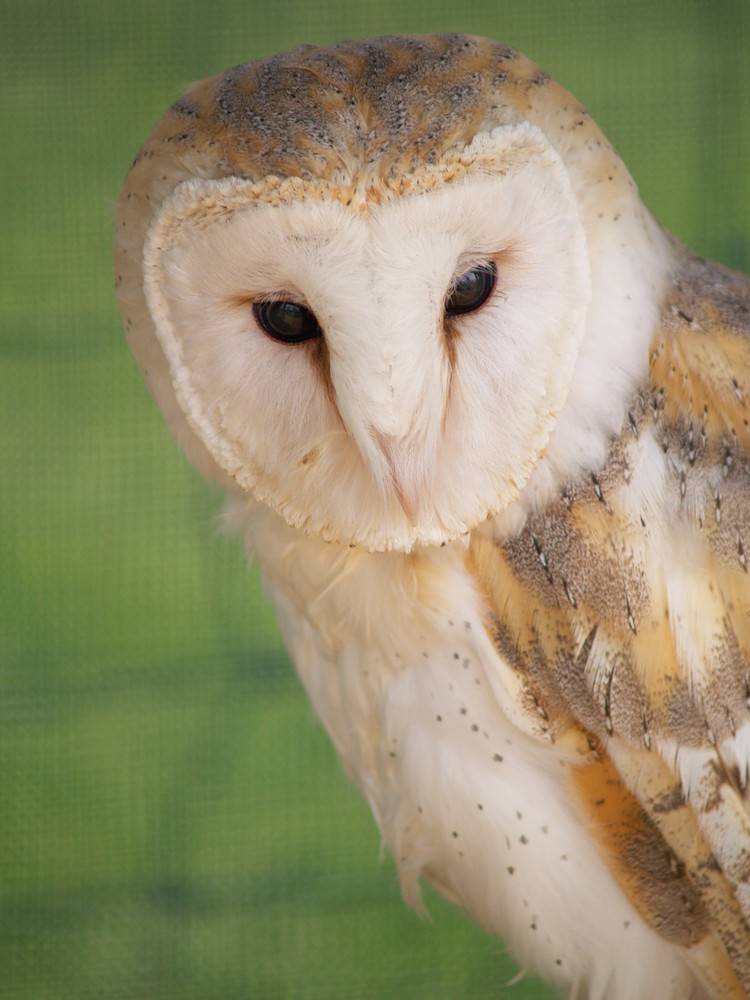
[115,34,671,552]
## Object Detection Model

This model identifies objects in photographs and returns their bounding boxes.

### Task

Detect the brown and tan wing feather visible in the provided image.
[470,241,750,996]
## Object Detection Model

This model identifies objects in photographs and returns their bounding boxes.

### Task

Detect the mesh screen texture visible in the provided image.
[3,1,749,997]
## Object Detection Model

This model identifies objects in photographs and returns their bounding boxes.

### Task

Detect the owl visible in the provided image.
[114,34,750,1000]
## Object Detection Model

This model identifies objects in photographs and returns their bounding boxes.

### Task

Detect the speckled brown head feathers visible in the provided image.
[123,35,609,188]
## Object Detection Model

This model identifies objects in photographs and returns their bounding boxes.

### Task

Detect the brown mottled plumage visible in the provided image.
[115,34,750,999]
[472,244,750,996]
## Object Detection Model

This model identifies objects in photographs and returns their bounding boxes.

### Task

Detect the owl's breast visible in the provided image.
[238,500,701,999]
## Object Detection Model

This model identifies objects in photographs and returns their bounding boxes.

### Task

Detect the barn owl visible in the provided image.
[114,33,750,999]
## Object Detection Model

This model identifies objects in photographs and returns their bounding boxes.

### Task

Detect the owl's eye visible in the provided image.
[445,262,497,316]
[253,300,322,344]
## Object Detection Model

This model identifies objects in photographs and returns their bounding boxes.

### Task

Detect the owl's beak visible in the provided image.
[393,478,420,524]
[326,329,446,529]
[373,432,423,525]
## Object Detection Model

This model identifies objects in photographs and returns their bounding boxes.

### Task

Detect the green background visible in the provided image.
[3,1,749,997]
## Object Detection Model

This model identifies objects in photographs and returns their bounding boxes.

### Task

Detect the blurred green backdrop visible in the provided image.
[2,1,749,998]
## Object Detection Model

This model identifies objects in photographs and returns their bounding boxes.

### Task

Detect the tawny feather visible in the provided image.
[471,241,750,994]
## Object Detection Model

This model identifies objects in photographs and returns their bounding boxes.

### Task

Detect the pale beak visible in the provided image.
[373,432,422,524]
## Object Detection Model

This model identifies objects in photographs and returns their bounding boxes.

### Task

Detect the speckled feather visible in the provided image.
[115,34,750,1000]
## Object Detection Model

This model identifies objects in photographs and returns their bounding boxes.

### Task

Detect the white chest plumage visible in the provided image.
[238,502,699,1000]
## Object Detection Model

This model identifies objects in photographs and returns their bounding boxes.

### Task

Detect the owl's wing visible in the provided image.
[470,243,750,998]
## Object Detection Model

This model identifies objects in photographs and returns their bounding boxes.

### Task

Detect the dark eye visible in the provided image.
[445,262,497,317]
[252,300,322,344]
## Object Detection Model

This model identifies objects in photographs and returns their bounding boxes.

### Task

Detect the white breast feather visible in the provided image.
[234,501,703,1000]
